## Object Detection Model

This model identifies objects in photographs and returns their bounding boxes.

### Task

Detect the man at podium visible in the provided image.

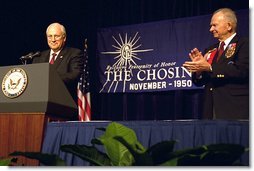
[32,22,84,105]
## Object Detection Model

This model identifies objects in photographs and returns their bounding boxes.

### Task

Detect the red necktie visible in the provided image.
[216,41,225,62]
[50,53,57,64]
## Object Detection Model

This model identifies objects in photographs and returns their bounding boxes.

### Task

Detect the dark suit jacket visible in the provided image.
[193,35,249,120]
[32,47,84,105]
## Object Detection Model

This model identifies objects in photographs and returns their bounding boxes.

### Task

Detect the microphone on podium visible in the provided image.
[20,51,41,60]
[20,51,41,64]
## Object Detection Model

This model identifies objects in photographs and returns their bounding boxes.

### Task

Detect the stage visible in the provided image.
[41,120,249,166]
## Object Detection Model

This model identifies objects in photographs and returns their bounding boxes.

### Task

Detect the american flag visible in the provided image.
[77,39,91,121]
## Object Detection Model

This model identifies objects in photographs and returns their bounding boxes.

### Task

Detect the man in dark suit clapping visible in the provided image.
[183,8,249,120]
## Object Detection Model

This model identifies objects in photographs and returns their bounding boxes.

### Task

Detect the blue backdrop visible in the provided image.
[97,9,248,93]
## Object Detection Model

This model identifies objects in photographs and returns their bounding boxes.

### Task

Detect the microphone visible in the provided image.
[20,51,41,60]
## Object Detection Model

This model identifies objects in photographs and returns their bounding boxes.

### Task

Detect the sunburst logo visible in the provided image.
[100,32,153,92]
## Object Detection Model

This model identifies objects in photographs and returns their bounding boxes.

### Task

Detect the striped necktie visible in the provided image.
[50,53,57,64]
[216,41,225,62]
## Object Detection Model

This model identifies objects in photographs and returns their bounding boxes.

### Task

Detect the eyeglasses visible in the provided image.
[47,35,64,40]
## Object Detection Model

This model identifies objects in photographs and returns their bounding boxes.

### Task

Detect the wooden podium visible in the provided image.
[0,63,77,166]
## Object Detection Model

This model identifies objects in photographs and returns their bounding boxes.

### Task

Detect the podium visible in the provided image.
[0,63,77,166]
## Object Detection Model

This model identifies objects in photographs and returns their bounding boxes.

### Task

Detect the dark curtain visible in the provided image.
[93,90,204,120]
[89,0,249,121]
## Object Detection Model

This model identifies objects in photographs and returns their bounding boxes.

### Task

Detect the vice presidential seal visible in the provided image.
[2,68,28,98]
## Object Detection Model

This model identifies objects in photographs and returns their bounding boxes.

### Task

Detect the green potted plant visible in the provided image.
[9,122,248,166]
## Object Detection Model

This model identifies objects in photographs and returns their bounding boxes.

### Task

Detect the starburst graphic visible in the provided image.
[100,32,153,93]
[102,32,153,69]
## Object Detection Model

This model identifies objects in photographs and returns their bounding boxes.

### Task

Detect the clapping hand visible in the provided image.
[183,48,211,73]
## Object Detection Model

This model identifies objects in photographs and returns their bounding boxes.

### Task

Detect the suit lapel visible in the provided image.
[54,48,66,67]
[218,35,238,63]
